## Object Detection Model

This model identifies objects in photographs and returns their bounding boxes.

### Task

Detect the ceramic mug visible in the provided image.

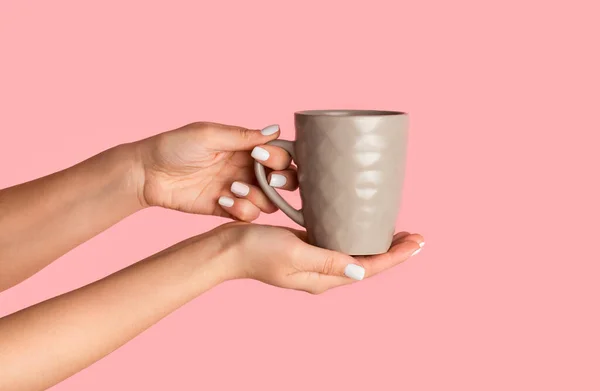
[254,110,409,255]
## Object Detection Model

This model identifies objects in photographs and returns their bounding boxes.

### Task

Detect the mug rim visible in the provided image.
[295,109,407,117]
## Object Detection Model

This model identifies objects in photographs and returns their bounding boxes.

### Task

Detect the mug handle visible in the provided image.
[254,140,305,227]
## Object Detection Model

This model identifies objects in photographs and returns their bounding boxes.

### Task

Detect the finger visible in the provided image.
[217,196,261,222]
[292,233,425,294]
[315,233,425,290]
[208,123,281,151]
[267,169,299,191]
[357,239,422,277]
[230,181,278,213]
[393,233,424,248]
[391,231,411,245]
[292,245,367,282]
[291,272,352,295]
[251,145,293,170]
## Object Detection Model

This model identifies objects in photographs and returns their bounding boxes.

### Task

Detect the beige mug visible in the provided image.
[255,110,409,255]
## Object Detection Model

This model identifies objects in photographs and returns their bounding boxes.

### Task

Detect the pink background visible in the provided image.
[1,0,599,389]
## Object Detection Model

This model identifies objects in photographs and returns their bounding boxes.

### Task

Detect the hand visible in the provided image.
[213,222,424,294]
[213,132,299,221]
[136,122,291,218]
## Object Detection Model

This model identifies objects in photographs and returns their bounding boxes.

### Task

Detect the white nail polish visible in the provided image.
[344,264,365,281]
[269,174,287,188]
[251,146,270,161]
[231,182,250,197]
[261,124,279,136]
[419,241,425,248]
[412,248,422,256]
[218,196,234,208]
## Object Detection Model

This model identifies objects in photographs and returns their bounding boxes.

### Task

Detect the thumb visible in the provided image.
[301,246,366,281]
[216,124,280,151]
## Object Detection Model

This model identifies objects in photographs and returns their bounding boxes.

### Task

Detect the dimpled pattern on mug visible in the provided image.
[295,115,408,255]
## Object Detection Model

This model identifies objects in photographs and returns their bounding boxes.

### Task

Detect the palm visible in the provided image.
[141,123,258,216]
[219,222,422,294]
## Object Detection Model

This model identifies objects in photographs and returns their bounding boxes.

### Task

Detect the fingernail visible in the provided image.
[261,124,279,136]
[231,182,250,197]
[251,146,270,161]
[412,247,422,256]
[218,196,234,208]
[344,264,365,281]
[269,174,287,188]
[419,241,425,248]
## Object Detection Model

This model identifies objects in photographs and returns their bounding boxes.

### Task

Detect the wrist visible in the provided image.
[168,230,242,290]
[204,222,253,281]
[112,141,149,210]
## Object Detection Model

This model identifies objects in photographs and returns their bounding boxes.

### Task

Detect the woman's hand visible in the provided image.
[0,221,423,391]
[136,122,293,218]
[213,222,424,294]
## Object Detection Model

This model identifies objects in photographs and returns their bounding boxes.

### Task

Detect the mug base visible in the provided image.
[348,250,387,256]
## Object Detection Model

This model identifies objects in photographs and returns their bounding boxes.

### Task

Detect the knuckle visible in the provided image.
[189,121,210,132]
[320,255,336,276]
[194,123,216,138]
[262,202,279,214]
[238,127,255,142]
[404,234,423,243]
[238,210,256,222]
[289,242,307,262]
[238,210,250,221]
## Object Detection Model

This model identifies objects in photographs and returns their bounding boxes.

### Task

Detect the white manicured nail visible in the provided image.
[251,147,270,161]
[231,182,250,197]
[419,241,425,248]
[344,264,365,281]
[412,248,422,256]
[218,196,234,208]
[269,174,287,188]
[261,124,279,136]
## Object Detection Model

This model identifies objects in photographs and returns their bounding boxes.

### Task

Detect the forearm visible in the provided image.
[0,143,144,291]
[0,231,231,391]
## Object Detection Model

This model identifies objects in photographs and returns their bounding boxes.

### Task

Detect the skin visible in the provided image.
[0,122,424,390]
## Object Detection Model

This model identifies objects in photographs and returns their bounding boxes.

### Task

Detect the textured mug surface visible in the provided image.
[255,110,409,255]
